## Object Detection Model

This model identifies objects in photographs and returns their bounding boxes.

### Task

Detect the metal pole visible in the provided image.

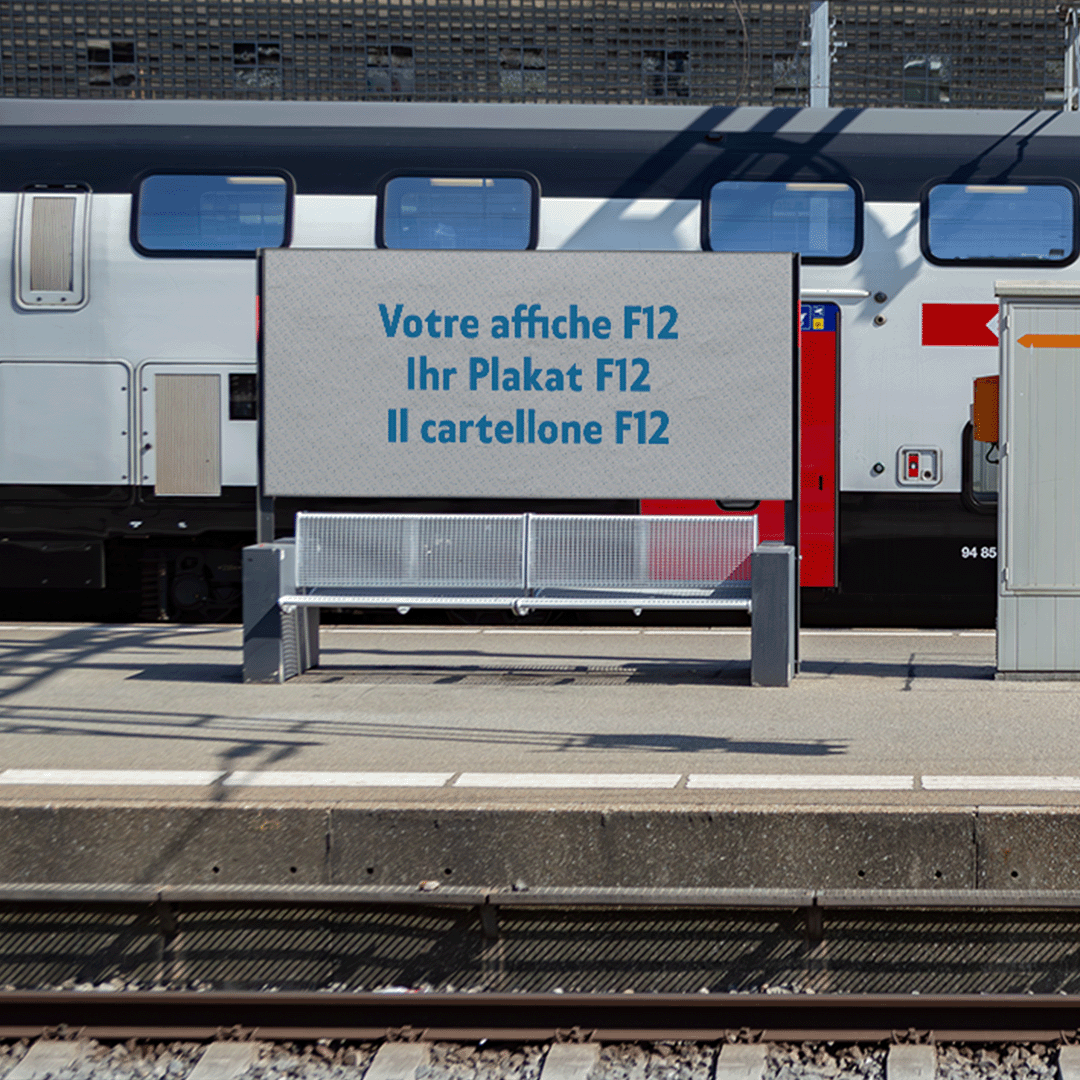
[809,1,830,108]
[1066,7,1080,111]
[256,491,275,544]
[255,250,275,544]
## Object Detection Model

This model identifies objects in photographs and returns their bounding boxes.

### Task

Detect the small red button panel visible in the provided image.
[897,447,941,486]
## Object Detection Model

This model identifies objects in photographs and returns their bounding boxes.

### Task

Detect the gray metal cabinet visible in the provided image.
[997,281,1080,675]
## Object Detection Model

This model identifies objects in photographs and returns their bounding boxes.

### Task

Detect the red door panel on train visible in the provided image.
[642,302,838,588]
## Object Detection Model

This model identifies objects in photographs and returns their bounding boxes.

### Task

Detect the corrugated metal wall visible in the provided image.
[0,2,1068,109]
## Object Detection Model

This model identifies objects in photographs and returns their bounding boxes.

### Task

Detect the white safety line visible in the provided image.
[454,772,682,789]
[482,628,642,635]
[323,627,482,634]
[0,769,224,785]
[800,629,982,637]
[322,626,748,636]
[4,769,1080,793]
[687,774,915,790]
[0,624,226,634]
[223,771,454,787]
[923,775,1080,791]
[319,627,989,637]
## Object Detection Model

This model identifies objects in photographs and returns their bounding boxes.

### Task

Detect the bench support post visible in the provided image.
[242,540,319,683]
[750,543,796,687]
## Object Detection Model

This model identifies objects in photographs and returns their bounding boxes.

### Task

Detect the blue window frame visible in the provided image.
[707,180,858,262]
[134,173,289,255]
[382,176,534,250]
[925,183,1076,264]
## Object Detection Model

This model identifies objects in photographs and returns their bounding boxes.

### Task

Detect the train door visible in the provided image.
[799,302,839,587]
[642,301,839,589]
[137,362,258,495]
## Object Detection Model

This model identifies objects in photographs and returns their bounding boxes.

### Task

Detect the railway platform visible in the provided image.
[0,620,1077,891]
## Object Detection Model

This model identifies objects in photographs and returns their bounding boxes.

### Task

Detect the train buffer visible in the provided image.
[241,512,796,687]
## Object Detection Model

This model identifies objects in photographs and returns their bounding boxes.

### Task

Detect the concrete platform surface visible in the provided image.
[0,620,1074,805]
[0,621,1077,890]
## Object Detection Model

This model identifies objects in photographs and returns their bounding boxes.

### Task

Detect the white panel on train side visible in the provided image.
[0,194,259,489]
[0,360,131,484]
[839,200,1004,494]
[0,194,15,302]
[289,195,377,248]
[1,196,258,362]
[538,198,700,251]
[138,362,256,489]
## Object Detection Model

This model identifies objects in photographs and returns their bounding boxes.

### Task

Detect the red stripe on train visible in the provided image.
[921,303,999,346]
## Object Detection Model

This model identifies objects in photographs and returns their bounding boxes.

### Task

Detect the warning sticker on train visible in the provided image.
[259,249,796,500]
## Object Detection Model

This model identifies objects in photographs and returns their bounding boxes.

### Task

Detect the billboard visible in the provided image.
[260,249,796,499]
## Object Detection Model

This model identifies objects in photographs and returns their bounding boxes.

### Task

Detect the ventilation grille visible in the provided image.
[29,198,75,292]
[154,373,221,496]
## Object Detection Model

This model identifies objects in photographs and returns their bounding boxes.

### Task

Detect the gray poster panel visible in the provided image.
[260,249,795,499]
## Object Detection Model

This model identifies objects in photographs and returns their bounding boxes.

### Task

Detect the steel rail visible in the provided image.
[0,991,1078,1044]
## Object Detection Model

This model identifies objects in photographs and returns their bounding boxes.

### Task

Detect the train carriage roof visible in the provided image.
[4,100,1080,201]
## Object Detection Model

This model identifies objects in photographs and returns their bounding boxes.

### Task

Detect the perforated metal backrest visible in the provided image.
[295,512,757,592]
[296,512,527,589]
[526,515,757,590]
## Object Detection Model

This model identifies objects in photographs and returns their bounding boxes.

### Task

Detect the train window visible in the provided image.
[134,174,289,256]
[961,421,998,515]
[381,177,534,250]
[15,187,90,310]
[706,181,858,261]
[925,184,1076,264]
[229,373,257,420]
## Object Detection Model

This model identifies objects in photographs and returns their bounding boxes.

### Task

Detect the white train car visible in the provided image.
[2,100,1071,622]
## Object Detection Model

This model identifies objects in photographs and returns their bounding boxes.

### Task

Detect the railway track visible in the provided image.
[2,895,1080,1078]
[1,990,1080,1042]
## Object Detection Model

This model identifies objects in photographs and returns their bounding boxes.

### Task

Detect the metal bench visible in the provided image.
[243,512,796,686]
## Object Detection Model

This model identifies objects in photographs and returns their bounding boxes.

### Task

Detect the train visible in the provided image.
[3,99,1075,624]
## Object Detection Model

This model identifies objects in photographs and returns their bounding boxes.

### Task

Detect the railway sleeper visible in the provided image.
[7,1033,1080,1080]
